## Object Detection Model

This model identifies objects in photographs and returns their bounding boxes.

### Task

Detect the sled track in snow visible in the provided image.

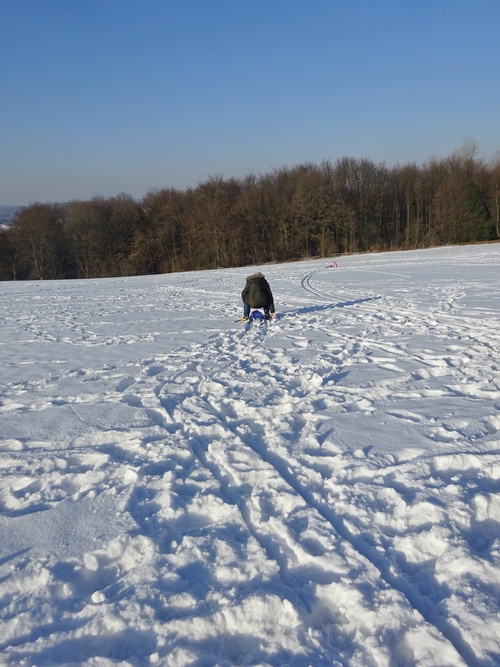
[301,270,333,302]
[300,269,385,316]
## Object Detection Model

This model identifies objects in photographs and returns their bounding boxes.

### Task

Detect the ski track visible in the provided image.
[0,245,499,665]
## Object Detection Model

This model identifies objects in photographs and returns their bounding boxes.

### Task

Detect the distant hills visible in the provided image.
[0,205,23,228]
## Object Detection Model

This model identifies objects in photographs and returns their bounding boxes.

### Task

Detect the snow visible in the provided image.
[0,243,499,667]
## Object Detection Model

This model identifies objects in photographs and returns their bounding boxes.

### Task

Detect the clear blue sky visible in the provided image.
[1,0,499,205]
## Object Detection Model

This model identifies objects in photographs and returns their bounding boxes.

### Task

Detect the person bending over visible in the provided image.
[241,272,276,321]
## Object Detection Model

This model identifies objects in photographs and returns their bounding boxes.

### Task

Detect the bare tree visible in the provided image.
[9,203,66,279]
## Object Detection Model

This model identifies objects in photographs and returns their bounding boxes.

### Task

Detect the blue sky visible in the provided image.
[1,0,499,205]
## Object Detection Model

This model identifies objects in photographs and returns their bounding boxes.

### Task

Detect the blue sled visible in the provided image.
[249,310,266,321]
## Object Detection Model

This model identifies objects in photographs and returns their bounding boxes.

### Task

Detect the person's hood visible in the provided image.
[246,272,265,281]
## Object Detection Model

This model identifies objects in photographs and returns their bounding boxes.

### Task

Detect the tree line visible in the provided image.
[1,142,499,280]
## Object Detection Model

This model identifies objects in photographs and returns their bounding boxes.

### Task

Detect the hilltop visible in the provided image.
[0,205,23,228]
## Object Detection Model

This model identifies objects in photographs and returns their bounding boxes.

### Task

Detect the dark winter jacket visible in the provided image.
[241,272,275,313]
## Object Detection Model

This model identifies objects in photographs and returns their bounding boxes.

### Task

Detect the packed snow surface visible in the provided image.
[1,244,499,667]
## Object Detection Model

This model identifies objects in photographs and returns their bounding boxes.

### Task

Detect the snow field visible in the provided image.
[0,243,499,666]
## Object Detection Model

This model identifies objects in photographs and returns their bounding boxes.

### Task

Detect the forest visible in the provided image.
[1,142,499,280]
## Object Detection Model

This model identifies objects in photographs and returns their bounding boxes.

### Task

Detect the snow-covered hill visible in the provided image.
[1,244,499,666]
[0,204,23,228]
